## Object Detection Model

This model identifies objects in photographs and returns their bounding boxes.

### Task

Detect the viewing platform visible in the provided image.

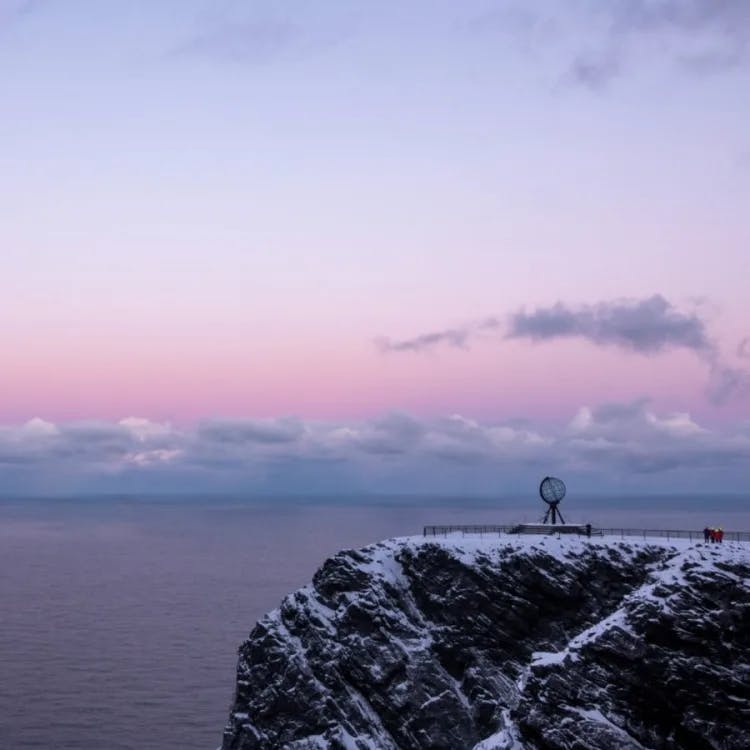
[422,524,750,543]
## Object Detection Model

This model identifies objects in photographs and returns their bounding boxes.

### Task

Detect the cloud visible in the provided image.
[376,328,470,353]
[381,296,712,357]
[535,296,750,404]
[567,51,622,91]
[590,0,750,83]
[197,417,304,445]
[473,0,750,90]
[611,0,750,41]
[707,364,750,404]
[565,398,749,474]
[1,406,748,494]
[0,0,41,28]
[376,318,500,354]
[337,413,425,456]
[617,0,750,74]
[507,295,712,354]
[568,399,705,439]
[420,414,549,464]
[379,295,750,405]
[0,418,163,468]
[119,417,173,442]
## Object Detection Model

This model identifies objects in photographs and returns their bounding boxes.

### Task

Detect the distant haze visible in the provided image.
[1,1,749,493]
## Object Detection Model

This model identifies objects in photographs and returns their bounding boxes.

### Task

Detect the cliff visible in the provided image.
[220,535,750,749]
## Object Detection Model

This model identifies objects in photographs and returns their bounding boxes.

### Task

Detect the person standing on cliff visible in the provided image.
[703,527,710,543]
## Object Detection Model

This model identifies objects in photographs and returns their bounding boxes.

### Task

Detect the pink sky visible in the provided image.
[0,2,749,494]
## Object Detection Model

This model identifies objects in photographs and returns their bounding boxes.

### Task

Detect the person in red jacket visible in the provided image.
[717,528,724,544]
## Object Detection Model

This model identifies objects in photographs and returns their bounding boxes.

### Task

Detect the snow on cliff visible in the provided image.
[221,535,750,749]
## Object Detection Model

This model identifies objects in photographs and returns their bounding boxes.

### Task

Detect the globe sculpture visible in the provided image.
[539,476,566,525]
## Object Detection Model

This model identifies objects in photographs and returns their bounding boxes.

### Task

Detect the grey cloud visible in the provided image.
[568,398,704,440]
[0,419,173,468]
[477,0,750,90]
[376,328,470,353]
[0,445,38,466]
[596,0,750,78]
[567,51,623,90]
[198,417,304,445]
[574,399,652,429]
[612,0,750,38]
[393,295,712,357]
[51,424,134,462]
[570,435,747,474]
[566,399,749,474]
[507,295,712,354]
[377,317,500,354]
[421,415,495,464]
[381,295,749,405]
[509,297,750,403]
[707,365,750,405]
[351,413,424,456]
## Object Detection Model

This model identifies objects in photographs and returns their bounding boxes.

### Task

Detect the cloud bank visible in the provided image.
[1,405,748,495]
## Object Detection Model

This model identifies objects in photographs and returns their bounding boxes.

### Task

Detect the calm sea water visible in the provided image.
[1,494,748,750]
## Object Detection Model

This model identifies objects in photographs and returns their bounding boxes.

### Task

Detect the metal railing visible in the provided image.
[424,524,516,536]
[422,525,750,543]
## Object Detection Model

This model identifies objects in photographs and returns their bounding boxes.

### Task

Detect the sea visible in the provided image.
[1,494,748,750]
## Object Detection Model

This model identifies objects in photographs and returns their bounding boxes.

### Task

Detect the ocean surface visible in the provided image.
[1,494,748,750]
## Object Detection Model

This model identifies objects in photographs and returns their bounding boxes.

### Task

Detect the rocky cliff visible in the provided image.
[220,536,750,749]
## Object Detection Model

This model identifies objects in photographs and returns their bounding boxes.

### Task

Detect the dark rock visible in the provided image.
[220,538,750,749]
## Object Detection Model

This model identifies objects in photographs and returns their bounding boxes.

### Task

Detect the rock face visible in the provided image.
[220,537,750,749]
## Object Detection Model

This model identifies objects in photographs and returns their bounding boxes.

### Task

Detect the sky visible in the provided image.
[1,0,749,495]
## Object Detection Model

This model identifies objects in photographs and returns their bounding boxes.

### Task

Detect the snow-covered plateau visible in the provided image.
[220,535,750,749]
